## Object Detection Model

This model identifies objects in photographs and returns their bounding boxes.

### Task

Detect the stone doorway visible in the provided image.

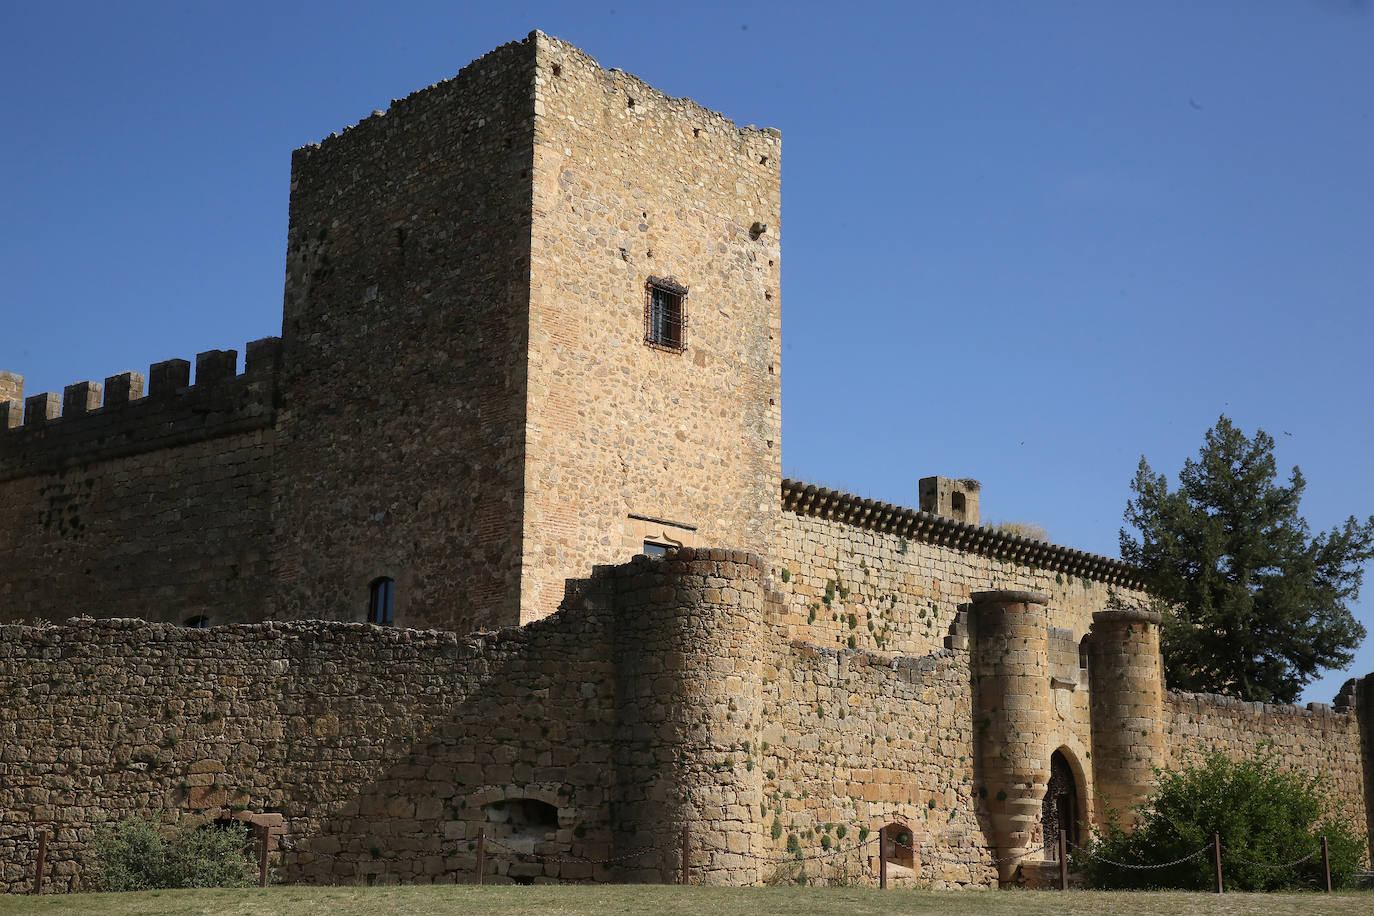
[1042,750,1079,859]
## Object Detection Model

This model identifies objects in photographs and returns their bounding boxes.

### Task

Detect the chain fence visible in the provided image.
[1068,840,1212,871]
[8,814,1348,894]
[464,820,1342,892]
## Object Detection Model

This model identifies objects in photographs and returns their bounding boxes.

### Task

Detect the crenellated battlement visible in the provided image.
[0,337,280,481]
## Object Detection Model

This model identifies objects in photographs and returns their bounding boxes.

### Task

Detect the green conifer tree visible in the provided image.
[1121,416,1374,703]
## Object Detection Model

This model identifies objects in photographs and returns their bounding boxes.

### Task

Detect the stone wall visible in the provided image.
[271,35,539,632]
[773,494,1151,661]
[0,343,279,624]
[520,34,783,619]
[1164,681,1372,838]
[757,638,995,888]
[0,548,767,893]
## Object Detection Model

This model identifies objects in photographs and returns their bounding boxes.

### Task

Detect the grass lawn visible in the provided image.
[1,885,1370,916]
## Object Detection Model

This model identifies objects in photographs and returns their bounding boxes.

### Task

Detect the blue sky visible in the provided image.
[3,1,1372,704]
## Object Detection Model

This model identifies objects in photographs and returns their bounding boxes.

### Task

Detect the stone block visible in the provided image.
[62,381,101,416]
[24,392,60,426]
[148,358,190,395]
[103,371,145,404]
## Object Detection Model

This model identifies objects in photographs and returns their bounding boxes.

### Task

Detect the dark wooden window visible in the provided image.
[645,277,687,350]
[183,615,211,628]
[368,577,395,625]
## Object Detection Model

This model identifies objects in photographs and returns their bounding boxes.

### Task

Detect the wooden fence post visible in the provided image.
[681,824,690,886]
[1058,829,1068,890]
[32,830,48,895]
[257,823,270,888]
[1321,835,1331,893]
[1213,832,1223,894]
[476,827,486,885]
[878,825,887,889]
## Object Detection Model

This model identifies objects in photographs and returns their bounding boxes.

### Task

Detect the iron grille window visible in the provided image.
[368,577,395,625]
[645,277,687,350]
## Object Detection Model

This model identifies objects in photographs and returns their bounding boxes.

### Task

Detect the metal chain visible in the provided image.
[1227,846,1321,870]
[482,837,663,866]
[1067,840,1211,871]
[482,834,875,868]
[725,837,876,864]
[892,834,1046,866]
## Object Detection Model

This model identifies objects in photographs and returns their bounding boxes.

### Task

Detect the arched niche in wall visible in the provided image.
[483,797,560,853]
[880,821,915,870]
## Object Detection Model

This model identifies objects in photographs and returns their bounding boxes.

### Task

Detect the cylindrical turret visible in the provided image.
[971,590,1052,883]
[1088,608,1164,828]
[612,548,765,884]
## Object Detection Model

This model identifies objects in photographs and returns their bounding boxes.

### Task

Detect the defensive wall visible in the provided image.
[0,549,768,892]
[0,342,280,624]
[6,492,1372,892]
[1164,682,1373,844]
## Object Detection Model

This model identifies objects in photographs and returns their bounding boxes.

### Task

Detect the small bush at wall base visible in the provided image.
[1074,750,1366,891]
[88,816,257,891]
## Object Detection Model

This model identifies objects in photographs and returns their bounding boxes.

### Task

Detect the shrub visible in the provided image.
[1075,750,1366,891]
[89,816,257,891]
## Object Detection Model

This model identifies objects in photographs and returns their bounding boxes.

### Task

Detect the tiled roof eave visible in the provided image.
[780,479,1147,590]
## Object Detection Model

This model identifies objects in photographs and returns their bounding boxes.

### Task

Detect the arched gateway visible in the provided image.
[1042,749,1080,858]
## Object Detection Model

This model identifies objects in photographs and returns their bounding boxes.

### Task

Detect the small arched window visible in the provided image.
[368,577,395,625]
[1078,635,1092,678]
[184,615,211,629]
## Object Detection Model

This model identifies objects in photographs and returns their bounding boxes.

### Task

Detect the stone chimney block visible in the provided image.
[919,476,981,526]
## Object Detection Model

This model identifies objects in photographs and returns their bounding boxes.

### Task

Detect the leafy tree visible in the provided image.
[1074,750,1366,891]
[1121,416,1374,703]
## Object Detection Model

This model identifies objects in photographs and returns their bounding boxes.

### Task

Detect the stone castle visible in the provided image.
[2,32,1371,891]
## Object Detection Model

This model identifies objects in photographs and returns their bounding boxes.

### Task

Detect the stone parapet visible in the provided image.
[0,338,279,482]
[781,480,1145,589]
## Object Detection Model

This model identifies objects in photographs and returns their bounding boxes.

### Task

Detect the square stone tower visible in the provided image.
[274,32,782,629]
